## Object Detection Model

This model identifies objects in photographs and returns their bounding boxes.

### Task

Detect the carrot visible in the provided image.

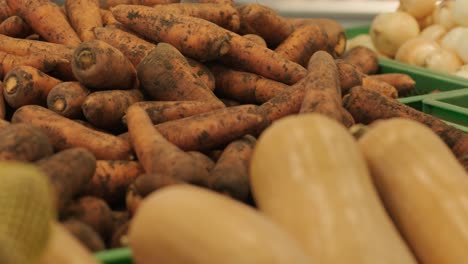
[151,3,240,32]
[25,33,40,40]
[368,73,416,96]
[289,18,347,58]
[242,34,267,47]
[65,0,103,42]
[72,40,138,90]
[63,196,113,240]
[186,58,216,91]
[208,135,256,201]
[0,123,53,161]
[0,15,32,38]
[110,221,129,249]
[153,104,266,151]
[0,120,9,130]
[110,4,231,61]
[299,51,348,124]
[0,0,12,22]
[82,160,144,205]
[222,34,307,85]
[3,65,62,108]
[341,46,379,75]
[101,0,179,9]
[100,9,120,26]
[126,105,210,183]
[335,60,364,94]
[199,0,233,4]
[82,89,144,130]
[0,81,5,119]
[137,43,223,106]
[210,64,289,103]
[237,4,294,48]
[343,86,468,159]
[134,173,184,197]
[187,151,216,176]
[12,105,133,160]
[37,148,96,212]
[62,219,105,252]
[47,82,90,119]
[275,24,329,67]
[93,26,155,67]
[0,51,68,79]
[126,101,223,125]
[6,0,81,46]
[361,76,399,99]
[126,182,143,216]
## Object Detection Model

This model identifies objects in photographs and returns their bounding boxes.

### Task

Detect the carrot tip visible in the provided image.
[75,49,96,70]
[335,33,347,57]
[219,43,230,56]
[4,76,18,94]
[52,97,66,112]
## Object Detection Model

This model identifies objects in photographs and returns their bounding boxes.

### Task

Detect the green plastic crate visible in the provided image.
[95,248,132,264]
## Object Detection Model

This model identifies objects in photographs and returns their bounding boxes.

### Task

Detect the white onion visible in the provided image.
[425,48,463,73]
[420,24,447,40]
[432,0,457,29]
[453,0,468,26]
[370,12,420,57]
[395,37,441,66]
[399,0,436,19]
[454,65,468,79]
[441,27,468,63]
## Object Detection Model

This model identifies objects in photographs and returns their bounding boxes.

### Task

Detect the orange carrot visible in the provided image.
[100,9,120,26]
[199,0,233,4]
[126,105,210,183]
[0,119,9,130]
[94,26,155,67]
[82,160,144,205]
[0,81,5,119]
[275,24,328,67]
[186,58,216,91]
[208,135,256,201]
[343,86,468,159]
[82,89,144,130]
[12,105,133,160]
[368,73,416,96]
[72,40,138,90]
[237,4,294,47]
[101,0,180,9]
[361,76,398,99]
[151,3,240,32]
[37,148,96,212]
[3,66,62,108]
[0,51,68,79]
[65,0,103,42]
[0,123,53,162]
[242,34,267,47]
[335,60,364,94]
[62,219,105,252]
[0,15,32,38]
[132,173,184,198]
[47,82,90,119]
[289,18,347,58]
[137,42,223,106]
[6,0,81,46]
[126,101,223,125]
[210,64,289,103]
[341,46,379,75]
[110,4,231,61]
[0,0,12,22]
[187,151,216,175]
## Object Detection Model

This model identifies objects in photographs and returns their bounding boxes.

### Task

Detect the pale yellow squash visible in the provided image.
[128,184,313,264]
[359,118,468,264]
[250,114,416,263]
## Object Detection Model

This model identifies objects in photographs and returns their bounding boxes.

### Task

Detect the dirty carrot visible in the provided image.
[210,64,289,103]
[341,46,379,75]
[137,42,223,106]
[100,9,120,26]
[199,0,233,4]
[237,4,294,47]
[0,123,53,162]
[343,86,468,159]
[134,173,184,197]
[0,120,9,130]
[289,18,347,58]
[361,76,399,99]
[0,81,5,119]
[72,40,138,90]
[300,51,348,125]
[0,51,68,79]
[101,0,179,9]
[151,3,240,32]
[335,60,364,94]
[36,148,96,212]
[0,0,12,22]
[126,105,210,184]
[94,26,155,67]
[0,16,32,38]
[275,24,329,67]
[47,82,90,119]
[126,101,223,125]
[63,196,113,240]
[208,135,256,201]
[82,160,144,205]
[82,89,144,130]
[187,151,216,174]
[186,58,216,91]
[111,4,231,61]
[3,66,62,108]
[62,219,105,252]
[12,105,133,160]
[242,34,267,47]
[6,0,81,46]
[65,0,103,42]
[368,73,416,96]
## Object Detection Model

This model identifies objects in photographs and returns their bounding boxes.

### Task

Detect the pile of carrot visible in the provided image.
[0,0,466,254]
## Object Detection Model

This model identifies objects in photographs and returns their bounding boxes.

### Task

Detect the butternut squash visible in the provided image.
[250,113,417,263]
[358,118,468,264]
[128,184,312,264]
